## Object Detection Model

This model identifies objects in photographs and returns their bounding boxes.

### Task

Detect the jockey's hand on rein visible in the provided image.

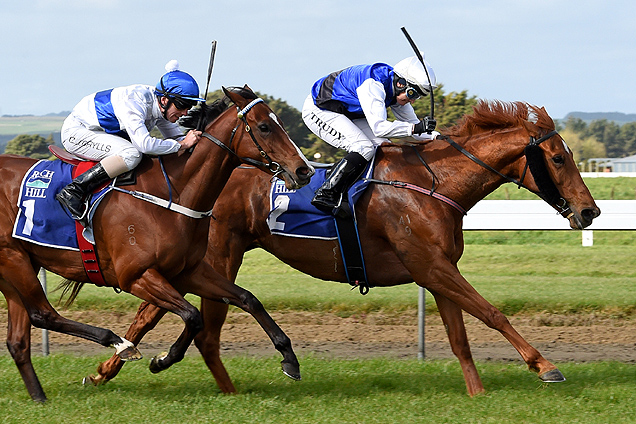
[180,130,202,150]
[413,117,437,135]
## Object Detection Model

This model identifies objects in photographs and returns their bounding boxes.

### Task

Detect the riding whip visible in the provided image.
[197,40,217,132]
[400,27,436,132]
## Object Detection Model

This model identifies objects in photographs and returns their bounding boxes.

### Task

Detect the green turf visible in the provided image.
[0,355,633,423]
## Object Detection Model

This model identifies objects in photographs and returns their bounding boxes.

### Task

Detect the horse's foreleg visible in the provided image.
[183,262,300,381]
[414,258,563,383]
[429,289,484,396]
[89,301,168,386]
[124,269,203,374]
[193,299,236,393]
[2,280,47,402]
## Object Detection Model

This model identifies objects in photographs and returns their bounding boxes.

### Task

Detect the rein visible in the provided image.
[366,129,572,219]
[438,130,574,218]
[201,98,284,178]
[366,178,467,215]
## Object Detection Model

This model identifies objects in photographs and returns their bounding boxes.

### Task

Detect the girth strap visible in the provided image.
[334,211,370,295]
[72,161,106,285]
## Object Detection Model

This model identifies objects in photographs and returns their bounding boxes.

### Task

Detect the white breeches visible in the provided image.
[61,116,142,171]
[301,95,387,161]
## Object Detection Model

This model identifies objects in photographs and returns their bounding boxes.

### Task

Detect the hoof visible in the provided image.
[118,345,143,362]
[82,374,106,386]
[539,368,566,383]
[281,361,301,381]
[149,352,169,374]
[113,339,143,362]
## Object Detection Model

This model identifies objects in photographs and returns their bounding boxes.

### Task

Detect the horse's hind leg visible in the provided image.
[89,301,168,386]
[429,289,484,397]
[193,299,236,393]
[0,255,140,360]
[2,280,47,402]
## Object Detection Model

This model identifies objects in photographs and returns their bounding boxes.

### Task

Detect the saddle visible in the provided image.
[48,145,137,186]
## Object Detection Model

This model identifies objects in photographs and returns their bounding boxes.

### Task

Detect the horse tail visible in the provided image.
[54,279,86,308]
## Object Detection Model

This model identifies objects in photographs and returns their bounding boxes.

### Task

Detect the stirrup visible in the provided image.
[57,194,88,221]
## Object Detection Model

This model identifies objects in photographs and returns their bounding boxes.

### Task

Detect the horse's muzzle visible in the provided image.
[570,206,601,229]
[282,165,314,190]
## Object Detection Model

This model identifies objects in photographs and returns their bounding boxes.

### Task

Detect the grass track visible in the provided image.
[0,355,634,423]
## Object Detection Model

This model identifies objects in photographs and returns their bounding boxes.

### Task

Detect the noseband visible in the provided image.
[201,98,284,177]
[519,130,573,218]
[440,129,574,219]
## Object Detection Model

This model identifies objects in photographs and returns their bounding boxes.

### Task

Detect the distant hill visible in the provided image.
[563,111,636,125]
[0,115,65,153]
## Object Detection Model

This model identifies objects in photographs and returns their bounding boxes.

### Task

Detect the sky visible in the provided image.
[1,0,635,120]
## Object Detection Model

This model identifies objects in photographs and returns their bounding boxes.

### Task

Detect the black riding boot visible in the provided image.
[311,152,368,214]
[56,162,111,219]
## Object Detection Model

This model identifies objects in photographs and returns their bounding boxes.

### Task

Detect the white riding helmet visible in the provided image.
[393,56,437,95]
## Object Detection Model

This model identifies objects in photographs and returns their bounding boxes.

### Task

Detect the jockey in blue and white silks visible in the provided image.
[57,60,205,220]
[301,56,439,215]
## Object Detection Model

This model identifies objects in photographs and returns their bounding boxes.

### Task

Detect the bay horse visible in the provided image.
[0,86,314,402]
[87,101,600,396]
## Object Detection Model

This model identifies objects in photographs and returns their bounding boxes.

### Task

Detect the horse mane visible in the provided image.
[179,86,258,131]
[444,100,555,138]
[179,98,230,131]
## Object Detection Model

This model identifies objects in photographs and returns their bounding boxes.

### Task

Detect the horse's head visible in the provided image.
[515,105,600,229]
[445,101,600,229]
[219,85,314,189]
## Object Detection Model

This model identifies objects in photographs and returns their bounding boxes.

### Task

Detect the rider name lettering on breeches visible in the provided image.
[67,136,112,154]
[307,112,345,142]
[62,123,142,170]
[302,95,387,161]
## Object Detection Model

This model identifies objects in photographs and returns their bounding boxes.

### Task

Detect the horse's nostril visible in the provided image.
[297,167,313,178]
[582,208,600,221]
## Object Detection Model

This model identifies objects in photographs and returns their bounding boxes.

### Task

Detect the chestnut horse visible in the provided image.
[0,86,314,402]
[94,101,599,396]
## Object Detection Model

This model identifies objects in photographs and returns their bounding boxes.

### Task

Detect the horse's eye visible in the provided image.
[552,155,565,165]
[258,124,270,133]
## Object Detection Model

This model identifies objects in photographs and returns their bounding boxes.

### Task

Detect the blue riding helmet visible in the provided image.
[155,60,206,104]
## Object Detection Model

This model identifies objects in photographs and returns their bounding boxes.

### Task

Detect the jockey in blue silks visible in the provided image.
[302,56,439,214]
[56,60,205,220]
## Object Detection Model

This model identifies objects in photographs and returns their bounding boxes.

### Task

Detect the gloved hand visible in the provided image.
[413,116,437,134]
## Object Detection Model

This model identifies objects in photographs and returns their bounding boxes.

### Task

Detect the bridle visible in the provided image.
[200,98,284,178]
[438,129,574,219]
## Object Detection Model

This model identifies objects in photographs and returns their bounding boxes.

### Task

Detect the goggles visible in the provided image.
[171,96,198,111]
[405,85,428,100]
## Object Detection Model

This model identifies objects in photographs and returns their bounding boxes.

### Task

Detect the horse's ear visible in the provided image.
[243,84,253,92]
[222,86,247,108]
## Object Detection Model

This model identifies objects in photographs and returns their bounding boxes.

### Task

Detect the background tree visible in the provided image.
[586,119,623,157]
[618,122,636,156]
[4,134,55,159]
[411,85,479,129]
[562,116,588,133]
[559,128,606,168]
